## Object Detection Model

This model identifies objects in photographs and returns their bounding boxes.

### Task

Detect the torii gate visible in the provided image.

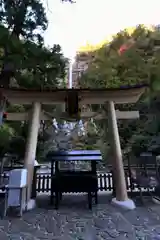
[0,85,146,210]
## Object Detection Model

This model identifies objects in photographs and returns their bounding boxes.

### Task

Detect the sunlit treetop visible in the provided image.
[78,25,160,89]
[61,0,76,3]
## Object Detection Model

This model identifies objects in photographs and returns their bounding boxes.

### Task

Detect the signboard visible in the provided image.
[7,169,27,207]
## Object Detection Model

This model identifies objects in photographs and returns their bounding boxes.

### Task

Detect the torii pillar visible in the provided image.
[24,102,41,210]
[108,101,135,210]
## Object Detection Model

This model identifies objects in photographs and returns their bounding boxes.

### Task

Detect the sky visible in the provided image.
[44,0,160,59]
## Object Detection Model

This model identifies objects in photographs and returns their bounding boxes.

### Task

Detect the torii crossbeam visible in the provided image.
[5,110,139,121]
[1,86,144,104]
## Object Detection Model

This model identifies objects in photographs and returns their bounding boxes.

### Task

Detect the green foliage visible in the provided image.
[78,25,160,159]
[15,42,67,88]
[0,0,47,86]
[0,123,15,156]
[0,24,67,88]
[0,0,48,42]
[7,136,26,159]
[0,0,68,88]
[0,0,69,160]
[80,25,160,89]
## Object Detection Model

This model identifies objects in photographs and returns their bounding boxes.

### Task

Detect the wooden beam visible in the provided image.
[37,110,139,120]
[6,112,51,121]
[94,110,139,120]
[2,87,146,105]
[6,111,139,121]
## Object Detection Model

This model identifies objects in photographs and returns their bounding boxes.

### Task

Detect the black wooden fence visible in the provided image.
[36,173,114,193]
[35,171,156,197]
[2,165,157,198]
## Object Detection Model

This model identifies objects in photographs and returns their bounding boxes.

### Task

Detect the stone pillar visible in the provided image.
[24,102,41,210]
[107,101,135,210]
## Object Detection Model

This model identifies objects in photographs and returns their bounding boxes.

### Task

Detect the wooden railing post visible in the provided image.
[111,170,116,197]
[27,167,156,200]
[31,166,38,199]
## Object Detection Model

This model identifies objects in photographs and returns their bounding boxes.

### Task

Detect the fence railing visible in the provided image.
[2,165,157,198]
[36,172,115,193]
[35,171,156,197]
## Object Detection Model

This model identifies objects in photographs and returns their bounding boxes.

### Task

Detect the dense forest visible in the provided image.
[0,0,69,161]
[78,25,160,160]
[0,0,159,164]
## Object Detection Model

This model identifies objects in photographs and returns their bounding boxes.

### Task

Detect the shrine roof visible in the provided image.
[0,84,148,105]
[0,83,148,92]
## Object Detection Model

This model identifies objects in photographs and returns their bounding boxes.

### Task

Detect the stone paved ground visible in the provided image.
[0,193,160,239]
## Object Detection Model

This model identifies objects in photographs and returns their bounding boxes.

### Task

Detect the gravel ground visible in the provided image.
[0,193,160,239]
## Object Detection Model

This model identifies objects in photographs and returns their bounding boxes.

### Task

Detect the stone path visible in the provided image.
[0,194,160,239]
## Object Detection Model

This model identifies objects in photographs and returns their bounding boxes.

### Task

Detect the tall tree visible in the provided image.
[79,25,160,89]
[0,0,69,160]
[0,0,48,87]
[0,0,69,89]
[78,25,160,158]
